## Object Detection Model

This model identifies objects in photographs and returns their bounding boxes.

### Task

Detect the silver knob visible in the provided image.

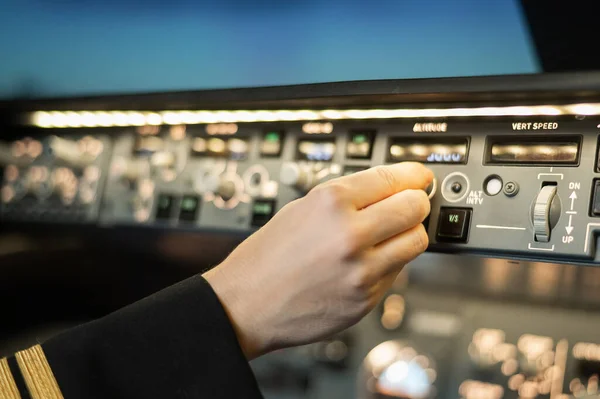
[216,180,237,202]
[205,174,238,202]
[280,162,317,192]
[532,185,559,242]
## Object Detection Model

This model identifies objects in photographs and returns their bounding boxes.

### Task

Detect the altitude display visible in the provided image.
[387,138,468,164]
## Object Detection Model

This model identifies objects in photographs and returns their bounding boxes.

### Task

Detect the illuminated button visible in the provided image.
[179,195,200,222]
[251,199,276,227]
[191,137,207,155]
[260,131,284,157]
[346,131,374,159]
[207,138,227,155]
[484,176,503,196]
[436,207,471,243]
[155,194,174,220]
[297,140,336,162]
[228,138,249,160]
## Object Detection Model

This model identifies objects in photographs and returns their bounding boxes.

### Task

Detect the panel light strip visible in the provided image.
[26,103,600,128]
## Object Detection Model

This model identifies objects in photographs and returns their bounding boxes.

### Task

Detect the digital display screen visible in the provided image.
[486,137,580,165]
[191,137,249,160]
[387,138,468,164]
[133,136,164,156]
[347,131,374,159]
[296,140,336,162]
[260,131,284,157]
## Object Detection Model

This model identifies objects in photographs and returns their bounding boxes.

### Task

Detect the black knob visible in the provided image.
[451,182,462,193]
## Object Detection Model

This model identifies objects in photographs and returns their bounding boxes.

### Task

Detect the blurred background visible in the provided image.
[0,0,539,98]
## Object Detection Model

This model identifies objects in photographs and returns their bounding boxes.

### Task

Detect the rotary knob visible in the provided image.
[215,179,237,202]
[205,173,242,203]
[280,162,315,192]
[531,185,561,242]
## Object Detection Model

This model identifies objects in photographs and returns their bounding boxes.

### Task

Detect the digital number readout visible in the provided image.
[191,137,249,160]
[296,140,336,162]
[134,136,164,156]
[387,138,468,164]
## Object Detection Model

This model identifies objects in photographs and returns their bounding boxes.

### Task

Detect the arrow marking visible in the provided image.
[569,191,578,210]
[566,215,574,235]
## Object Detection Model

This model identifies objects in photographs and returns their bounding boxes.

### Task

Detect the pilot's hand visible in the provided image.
[203,162,433,360]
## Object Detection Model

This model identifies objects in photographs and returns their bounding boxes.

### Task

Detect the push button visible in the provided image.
[251,199,277,227]
[260,131,284,157]
[346,131,374,159]
[179,195,201,222]
[155,194,175,220]
[436,207,472,243]
[591,180,600,216]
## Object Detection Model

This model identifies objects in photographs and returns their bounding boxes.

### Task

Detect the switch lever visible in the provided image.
[532,184,559,242]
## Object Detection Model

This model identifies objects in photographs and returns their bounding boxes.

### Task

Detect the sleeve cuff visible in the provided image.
[39,274,263,399]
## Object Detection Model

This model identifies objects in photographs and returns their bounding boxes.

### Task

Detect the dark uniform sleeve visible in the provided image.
[0,275,264,399]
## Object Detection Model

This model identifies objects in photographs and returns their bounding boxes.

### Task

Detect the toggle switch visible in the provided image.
[532,184,561,242]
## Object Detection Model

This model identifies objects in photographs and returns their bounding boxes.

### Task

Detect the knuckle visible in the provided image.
[399,162,433,187]
[311,182,348,210]
[374,165,398,193]
[411,224,429,254]
[338,224,363,256]
[405,189,430,219]
[356,297,374,316]
[400,161,426,177]
[348,266,372,294]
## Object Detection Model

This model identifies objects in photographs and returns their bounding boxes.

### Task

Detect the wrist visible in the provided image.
[203,264,272,360]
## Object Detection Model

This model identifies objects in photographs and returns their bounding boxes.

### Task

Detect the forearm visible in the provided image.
[1,275,262,399]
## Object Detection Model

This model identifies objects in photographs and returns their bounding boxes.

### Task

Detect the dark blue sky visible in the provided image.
[0,0,539,98]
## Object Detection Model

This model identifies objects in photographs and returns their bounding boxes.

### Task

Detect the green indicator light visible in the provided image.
[182,198,197,211]
[448,214,459,223]
[353,134,367,143]
[159,197,171,209]
[265,132,280,142]
[253,203,272,215]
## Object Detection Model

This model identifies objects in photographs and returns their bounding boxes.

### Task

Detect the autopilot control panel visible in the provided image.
[3,79,600,266]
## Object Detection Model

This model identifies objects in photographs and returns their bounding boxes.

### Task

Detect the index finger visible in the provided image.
[340,163,434,209]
